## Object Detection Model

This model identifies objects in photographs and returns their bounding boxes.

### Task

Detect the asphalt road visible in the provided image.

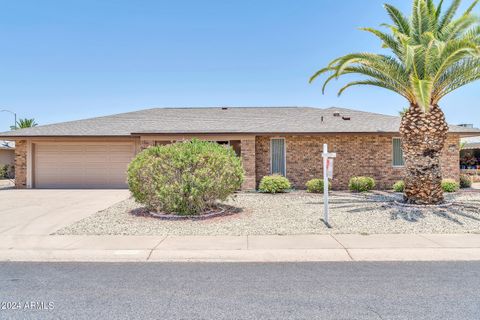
[0,262,479,320]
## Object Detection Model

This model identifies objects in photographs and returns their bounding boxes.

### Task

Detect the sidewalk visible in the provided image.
[2,234,480,262]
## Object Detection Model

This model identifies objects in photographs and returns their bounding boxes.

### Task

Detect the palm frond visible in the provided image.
[384,4,411,35]
[438,0,462,31]
[310,0,480,113]
[337,79,401,97]
[464,0,479,15]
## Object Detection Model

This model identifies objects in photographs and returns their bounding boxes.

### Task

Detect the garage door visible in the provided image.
[34,142,135,188]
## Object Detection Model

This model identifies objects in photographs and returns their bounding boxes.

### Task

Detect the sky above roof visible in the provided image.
[0,0,479,132]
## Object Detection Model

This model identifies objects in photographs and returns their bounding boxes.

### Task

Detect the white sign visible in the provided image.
[322,144,336,227]
[326,158,334,179]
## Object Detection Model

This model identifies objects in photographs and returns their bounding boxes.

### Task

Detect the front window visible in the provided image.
[271,138,286,176]
[392,138,404,166]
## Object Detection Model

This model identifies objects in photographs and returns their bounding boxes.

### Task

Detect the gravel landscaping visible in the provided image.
[55,190,480,235]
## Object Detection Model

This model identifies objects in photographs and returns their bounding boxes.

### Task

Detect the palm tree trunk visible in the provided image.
[399,104,449,205]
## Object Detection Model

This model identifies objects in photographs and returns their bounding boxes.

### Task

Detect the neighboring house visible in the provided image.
[0,141,15,176]
[461,136,480,170]
[0,107,479,190]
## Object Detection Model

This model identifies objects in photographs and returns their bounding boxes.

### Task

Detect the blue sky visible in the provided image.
[0,0,478,131]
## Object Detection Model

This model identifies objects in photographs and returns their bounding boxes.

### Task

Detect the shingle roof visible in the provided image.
[0,106,479,137]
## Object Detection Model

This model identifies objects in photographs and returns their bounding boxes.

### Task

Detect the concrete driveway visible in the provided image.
[0,189,130,235]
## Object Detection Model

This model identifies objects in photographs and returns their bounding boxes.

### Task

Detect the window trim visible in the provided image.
[392,137,405,168]
[270,137,287,176]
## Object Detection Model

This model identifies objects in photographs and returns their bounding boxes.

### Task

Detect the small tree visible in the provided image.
[128,139,244,215]
[10,118,38,130]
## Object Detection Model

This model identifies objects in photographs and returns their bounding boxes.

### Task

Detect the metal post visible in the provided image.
[323,143,329,225]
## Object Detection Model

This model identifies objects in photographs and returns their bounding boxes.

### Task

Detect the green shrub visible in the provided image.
[441,179,459,192]
[0,165,8,179]
[392,180,405,192]
[0,165,12,179]
[305,178,331,193]
[127,139,244,215]
[258,175,291,193]
[459,174,472,189]
[348,176,376,192]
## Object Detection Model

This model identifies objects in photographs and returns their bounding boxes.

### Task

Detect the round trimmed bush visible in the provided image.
[392,180,405,192]
[305,178,331,193]
[441,179,460,193]
[258,175,291,193]
[127,139,244,215]
[348,176,376,192]
[460,174,472,189]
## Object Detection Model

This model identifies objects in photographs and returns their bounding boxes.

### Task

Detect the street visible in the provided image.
[0,262,479,319]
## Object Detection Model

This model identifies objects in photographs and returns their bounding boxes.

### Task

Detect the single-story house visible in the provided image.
[461,137,480,169]
[0,107,479,190]
[0,141,15,173]
[460,137,480,182]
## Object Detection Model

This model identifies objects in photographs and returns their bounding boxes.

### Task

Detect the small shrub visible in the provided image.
[459,174,472,189]
[0,165,8,179]
[258,175,291,193]
[305,178,331,193]
[441,179,460,193]
[392,180,405,192]
[348,176,376,192]
[127,139,244,215]
[0,165,12,179]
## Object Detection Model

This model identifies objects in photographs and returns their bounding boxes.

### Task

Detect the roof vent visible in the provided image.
[221,107,228,110]
[333,112,341,117]
[342,116,351,121]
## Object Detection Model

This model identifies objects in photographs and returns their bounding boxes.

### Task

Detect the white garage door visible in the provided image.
[34,142,135,188]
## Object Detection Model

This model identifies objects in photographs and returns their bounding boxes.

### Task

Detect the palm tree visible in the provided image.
[310,0,480,204]
[10,118,38,130]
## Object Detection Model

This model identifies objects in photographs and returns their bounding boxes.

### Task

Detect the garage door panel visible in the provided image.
[34,142,134,189]
[110,146,133,152]
[36,157,83,163]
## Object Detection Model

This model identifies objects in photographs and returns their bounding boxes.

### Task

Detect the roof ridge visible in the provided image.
[1,106,478,137]
[150,106,318,110]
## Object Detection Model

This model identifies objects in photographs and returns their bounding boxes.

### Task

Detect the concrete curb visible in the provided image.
[2,234,480,262]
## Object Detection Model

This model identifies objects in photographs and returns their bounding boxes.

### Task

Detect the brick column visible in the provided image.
[15,140,27,189]
[441,134,460,181]
[240,138,256,190]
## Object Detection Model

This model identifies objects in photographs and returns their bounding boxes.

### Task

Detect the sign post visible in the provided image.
[322,144,336,227]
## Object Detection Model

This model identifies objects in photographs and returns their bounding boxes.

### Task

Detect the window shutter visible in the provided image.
[271,138,286,176]
[392,138,404,166]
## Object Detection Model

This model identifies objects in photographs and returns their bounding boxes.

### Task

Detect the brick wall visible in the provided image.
[441,134,460,180]
[140,140,155,150]
[240,139,256,190]
[14,140,27,189]
[255,134,460,190]
[10,135,461,190]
